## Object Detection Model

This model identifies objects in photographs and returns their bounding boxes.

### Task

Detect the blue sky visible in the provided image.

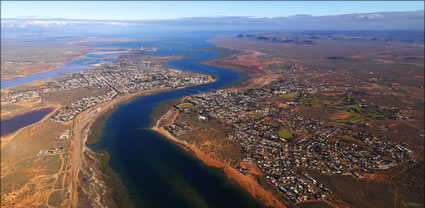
[2,1,424,20]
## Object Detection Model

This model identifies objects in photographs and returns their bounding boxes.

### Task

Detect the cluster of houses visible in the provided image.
[52,91,118,122]
[37,146,63,156]
[166,122,192,136]
[30,57,211,122]
[47,59,210,93]
[58,130,70,140]
[2,57,212,122]
[170,78,414,204]
[1,90,40,105]
[36,130,70,156]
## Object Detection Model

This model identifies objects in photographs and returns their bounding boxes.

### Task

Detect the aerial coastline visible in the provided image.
[149,34,423,208]
[149,38,288,207]
[78,39,272,207]
[68,52,218,207]
[2,3,423,207]
[151,103,286,208]
[2,32,423,207]
[1,46,217,207]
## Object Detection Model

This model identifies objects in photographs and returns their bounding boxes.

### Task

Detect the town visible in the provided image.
[166,78,415,203]
[1,90,40,105]
[50,57,212,122]
[1,56,213,122]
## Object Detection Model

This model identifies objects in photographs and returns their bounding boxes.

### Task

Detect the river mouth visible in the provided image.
[0,107,54,136]
[89,34,266,207]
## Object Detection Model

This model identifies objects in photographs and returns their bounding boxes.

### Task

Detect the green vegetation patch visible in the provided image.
[299,95,393,123]
[140,76,152,81]
[251,112,263,120]
[279,93,296,99]
[277,127,294,140]
[176,102,193,109]
[298,97,323,107]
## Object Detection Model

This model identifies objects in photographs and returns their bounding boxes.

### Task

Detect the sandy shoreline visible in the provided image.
[71,38,282,207]
[152,107,286,208]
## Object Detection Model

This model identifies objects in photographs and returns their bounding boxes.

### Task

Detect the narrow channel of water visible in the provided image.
[90,35,267,207]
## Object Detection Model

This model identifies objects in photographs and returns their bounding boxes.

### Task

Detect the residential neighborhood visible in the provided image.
[1,56,213,122]
[167,78,415,203]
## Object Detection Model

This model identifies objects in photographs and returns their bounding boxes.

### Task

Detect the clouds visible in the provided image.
[1,10,423,31]
[355,14,384,20]
[1,19,134,28]
[24,20,68,27]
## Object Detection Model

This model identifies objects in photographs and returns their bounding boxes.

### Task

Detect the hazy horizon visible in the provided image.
[2,10,424,35]
[2,1,424,20]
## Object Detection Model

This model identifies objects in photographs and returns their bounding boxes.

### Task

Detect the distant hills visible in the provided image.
[235,30,425,44]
